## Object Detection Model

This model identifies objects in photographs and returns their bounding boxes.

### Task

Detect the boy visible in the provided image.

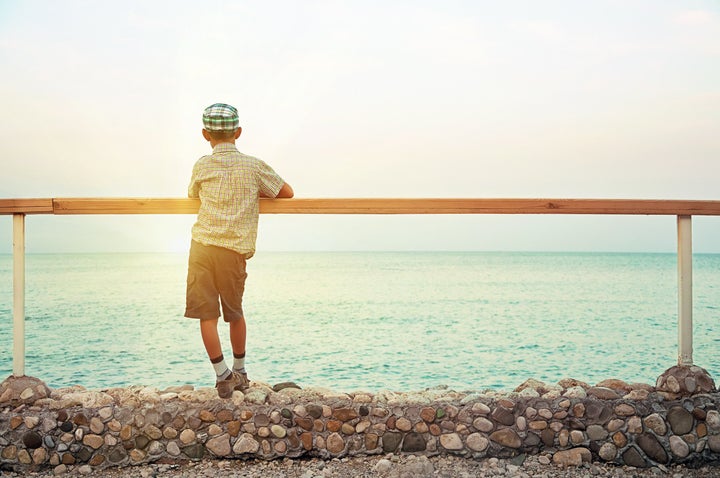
[185,103,294,398]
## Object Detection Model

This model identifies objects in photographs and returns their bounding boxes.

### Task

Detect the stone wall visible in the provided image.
[2,376,720,473]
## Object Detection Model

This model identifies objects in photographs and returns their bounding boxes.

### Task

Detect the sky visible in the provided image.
[1,0,719,253]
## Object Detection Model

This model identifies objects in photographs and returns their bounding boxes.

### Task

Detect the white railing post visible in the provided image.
[677,215,693,366]
[12,213,25,376]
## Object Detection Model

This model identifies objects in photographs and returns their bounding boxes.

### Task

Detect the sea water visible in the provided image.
[1,252,719,392]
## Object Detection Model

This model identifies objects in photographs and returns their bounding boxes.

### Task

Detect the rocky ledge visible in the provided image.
[1,367,720,475]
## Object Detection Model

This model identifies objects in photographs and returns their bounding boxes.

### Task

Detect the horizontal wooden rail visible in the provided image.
[1,197,720,215]
[0,199,54,215]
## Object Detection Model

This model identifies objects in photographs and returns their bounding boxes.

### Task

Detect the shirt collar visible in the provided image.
[212,143,239,154]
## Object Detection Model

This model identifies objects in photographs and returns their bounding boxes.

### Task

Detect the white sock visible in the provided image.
[233,356,246,373]
[212,359,230,379]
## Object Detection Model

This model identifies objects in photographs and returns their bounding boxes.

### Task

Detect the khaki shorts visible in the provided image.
[184,240,247,322]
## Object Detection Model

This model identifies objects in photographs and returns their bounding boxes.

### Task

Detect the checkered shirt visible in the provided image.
[189,143,285,257]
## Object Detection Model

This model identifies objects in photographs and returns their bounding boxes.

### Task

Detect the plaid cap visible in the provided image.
[203,103,240,131]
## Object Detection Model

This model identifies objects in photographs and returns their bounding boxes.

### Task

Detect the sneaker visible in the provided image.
[215,371,247,399]
[233,370,250,392]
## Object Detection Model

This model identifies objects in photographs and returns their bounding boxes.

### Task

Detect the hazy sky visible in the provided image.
[1,0,719,253]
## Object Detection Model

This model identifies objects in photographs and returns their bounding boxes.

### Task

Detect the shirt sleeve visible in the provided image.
[188,162,200,198]
[256,159,285,198]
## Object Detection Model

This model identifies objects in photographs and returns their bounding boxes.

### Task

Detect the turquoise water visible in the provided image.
[1,252,719,392]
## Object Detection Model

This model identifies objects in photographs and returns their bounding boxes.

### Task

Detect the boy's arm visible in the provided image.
[275,182,294,198]
[260,182,293,198]
[188,163,200,198]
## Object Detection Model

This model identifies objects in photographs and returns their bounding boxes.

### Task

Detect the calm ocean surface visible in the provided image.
[1,252,719,393]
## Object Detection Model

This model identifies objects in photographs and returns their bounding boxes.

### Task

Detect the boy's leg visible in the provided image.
[229,318,246,373]
[199,318,230,379]
[200,317,246,397]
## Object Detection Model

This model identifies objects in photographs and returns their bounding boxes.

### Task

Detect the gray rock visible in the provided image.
[667,406,694,435]
[599,442,617,461]
[182,443,205,460]
[306,404,323,419]
[669,435,690,458]
[637,432,669,464]
[706,410,720,430]
[382,432,402,452]
[167,441,181,456]
[586,424,608,441]
[491,406,515,426]
[107,447,127,464]
[622,446,648,468]
[402,432,426,452]
[707,435,720,453]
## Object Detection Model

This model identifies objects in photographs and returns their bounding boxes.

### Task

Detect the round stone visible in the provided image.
[306,404,323,419]
[669,435,690,458]
[420,407,436,422]
[233,433,260,454]
[326,432,345,454]
[439,433,464,450]
[599,442,617,461]
[471,402,490,415]
[22,432,42,449]
[396,417,412,432]
[553,447,590,466]
[614,403,636,416]
[167,441,181,456]
[466,433,489,452]
[473,417,494,432]
[108,447,127,463]
[707,410,720,430]
[179,429,196,444]
[643,413,667,436]
[586,424,608,441]
[83,434,104,450]
[489,429,521,449]
[667,406,694,435]
[708,434,720,453]
[382,432,402,452]
[402,432,426,452]
[563,386,587,399]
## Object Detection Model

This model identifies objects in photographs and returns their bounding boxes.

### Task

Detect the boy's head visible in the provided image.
[202,103,241,142]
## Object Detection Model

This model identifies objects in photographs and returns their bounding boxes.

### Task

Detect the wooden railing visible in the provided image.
[3,197,720,378]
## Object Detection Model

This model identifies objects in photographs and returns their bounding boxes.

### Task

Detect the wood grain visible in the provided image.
[2,197,720,216]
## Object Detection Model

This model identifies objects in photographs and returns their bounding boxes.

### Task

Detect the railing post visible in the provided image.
[677,215,693,366]
[12,213,25,377]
